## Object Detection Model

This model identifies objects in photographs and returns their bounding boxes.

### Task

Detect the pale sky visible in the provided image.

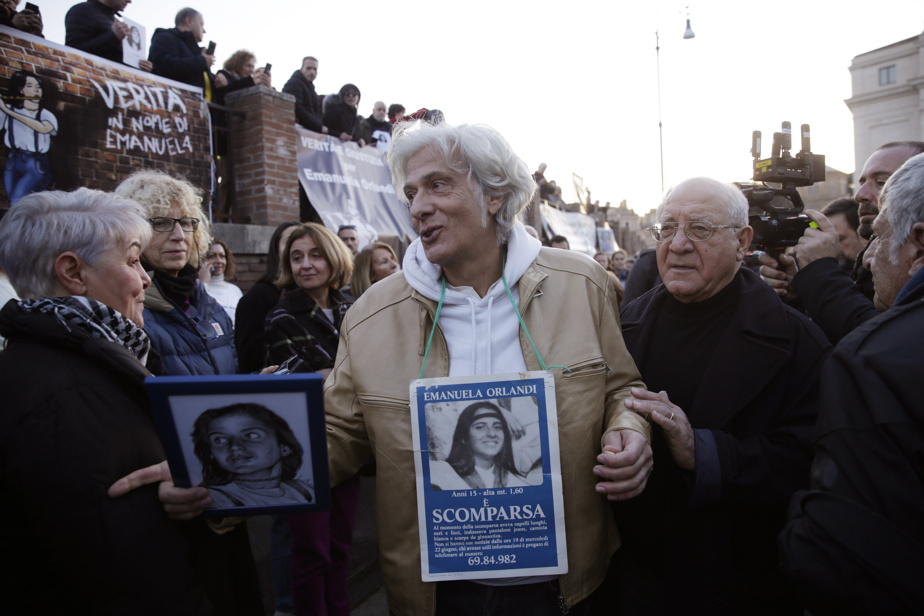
[38,0,924,215]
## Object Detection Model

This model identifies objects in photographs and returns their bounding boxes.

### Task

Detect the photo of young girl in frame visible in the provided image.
[192,402,315,508]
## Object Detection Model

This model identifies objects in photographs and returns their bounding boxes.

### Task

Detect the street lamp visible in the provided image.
[655,13,695,193]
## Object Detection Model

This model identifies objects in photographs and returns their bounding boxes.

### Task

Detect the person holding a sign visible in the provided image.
[65,0,153,70]
[321,120,652,615]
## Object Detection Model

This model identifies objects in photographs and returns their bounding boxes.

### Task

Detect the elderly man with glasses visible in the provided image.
[608,176,831,615]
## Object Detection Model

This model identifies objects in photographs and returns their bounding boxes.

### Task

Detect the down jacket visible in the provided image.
[64,0,123,63]
[149,27,211,91]
[323,247,650,616]
[142,276,237,376]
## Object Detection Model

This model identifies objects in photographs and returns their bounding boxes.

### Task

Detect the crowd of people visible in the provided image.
[1,113,922,616]
[2,5,923,616]
[1,2,425,216]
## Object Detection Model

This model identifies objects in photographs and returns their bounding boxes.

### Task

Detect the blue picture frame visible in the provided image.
[145,373,330,517]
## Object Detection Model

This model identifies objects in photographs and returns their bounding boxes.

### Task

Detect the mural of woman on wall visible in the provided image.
[0,69,58,205]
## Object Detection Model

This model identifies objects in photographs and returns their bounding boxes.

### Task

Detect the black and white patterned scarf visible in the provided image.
[18,296,150,364]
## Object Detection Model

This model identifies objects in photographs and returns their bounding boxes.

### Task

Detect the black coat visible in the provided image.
[622,248,661,304]
[612,268,831,615]
[282,70,323,132]
[789,255,878,345]
[323,97,360,141]
[264,287,351,373]
[779,276,924,615]
[64,0,123,63]
[234,279,282,373]
[0,301,210,615]
[149,27,210,90]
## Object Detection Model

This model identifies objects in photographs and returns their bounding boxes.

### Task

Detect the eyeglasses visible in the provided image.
[344,91,359,98]
[183,302,219,340]
[150,217,199,233]
[649,220,739,243]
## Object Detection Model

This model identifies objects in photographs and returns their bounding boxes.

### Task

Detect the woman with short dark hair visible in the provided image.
[323,83,365,146]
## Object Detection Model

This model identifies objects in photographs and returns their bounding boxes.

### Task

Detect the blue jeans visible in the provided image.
[435,579,591,616]
[4,150,51,205]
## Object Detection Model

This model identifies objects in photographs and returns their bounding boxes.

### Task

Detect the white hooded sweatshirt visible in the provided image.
[402,222,542,377]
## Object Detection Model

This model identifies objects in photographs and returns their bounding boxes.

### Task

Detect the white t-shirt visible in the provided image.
[2,108,58,152]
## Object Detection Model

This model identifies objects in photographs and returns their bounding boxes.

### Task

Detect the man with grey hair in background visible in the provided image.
[320,120,653,615]
[780,153,924,615]
[613,177,830,614]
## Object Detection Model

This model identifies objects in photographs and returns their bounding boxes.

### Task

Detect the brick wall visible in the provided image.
[0,26,211,207]
[225,86,300,226]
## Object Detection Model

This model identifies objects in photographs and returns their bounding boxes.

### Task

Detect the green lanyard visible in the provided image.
[417,254,567,379]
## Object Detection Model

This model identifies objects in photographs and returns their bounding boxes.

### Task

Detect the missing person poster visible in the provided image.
[121,18,146,69]
[409,372,567,581]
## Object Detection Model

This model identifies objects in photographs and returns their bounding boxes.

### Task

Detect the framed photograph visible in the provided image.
[145,374,330,517]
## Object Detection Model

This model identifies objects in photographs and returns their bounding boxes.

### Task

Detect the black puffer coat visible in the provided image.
[0,300,210,615]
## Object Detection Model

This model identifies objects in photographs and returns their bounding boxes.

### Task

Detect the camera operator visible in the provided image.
[759,141,924,343]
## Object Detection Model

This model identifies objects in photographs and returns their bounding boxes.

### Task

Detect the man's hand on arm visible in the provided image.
[594,427,653,501]
[625,387,695,471]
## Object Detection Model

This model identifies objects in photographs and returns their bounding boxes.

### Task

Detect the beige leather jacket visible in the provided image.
[324,248,649,616]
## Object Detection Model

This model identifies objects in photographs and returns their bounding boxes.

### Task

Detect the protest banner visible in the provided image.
[410,372,567,581]
[295,126,416,248]
[539,202,598,255]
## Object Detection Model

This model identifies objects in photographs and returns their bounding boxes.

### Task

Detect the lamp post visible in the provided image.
[655,13,695,193]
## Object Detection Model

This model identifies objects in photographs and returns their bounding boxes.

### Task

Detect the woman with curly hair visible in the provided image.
[115,170,237,376]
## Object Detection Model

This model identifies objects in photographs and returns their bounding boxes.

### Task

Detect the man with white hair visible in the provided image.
[613,177,831,614]
[780,153,924,614]
[322,120,653,615]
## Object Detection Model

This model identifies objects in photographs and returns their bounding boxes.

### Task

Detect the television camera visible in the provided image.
[736,122,826,259]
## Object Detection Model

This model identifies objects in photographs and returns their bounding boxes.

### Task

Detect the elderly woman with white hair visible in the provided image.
[115,170,237,376]
[0,189,212,613]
